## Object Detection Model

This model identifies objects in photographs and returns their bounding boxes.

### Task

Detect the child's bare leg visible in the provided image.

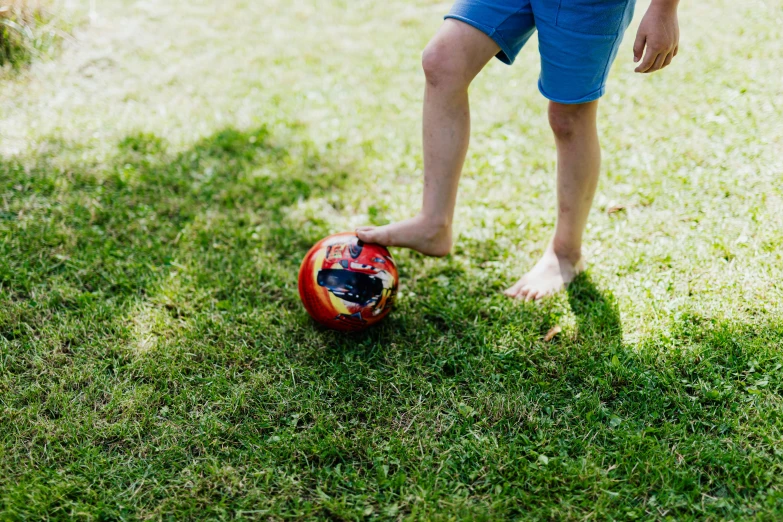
[505,100,600,301]
[356,20,499,256]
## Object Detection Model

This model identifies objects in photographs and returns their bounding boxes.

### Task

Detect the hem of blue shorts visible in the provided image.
[443,14,516,65]
[538,80,606,104]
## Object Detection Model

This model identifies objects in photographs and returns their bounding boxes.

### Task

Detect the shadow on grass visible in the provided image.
[567,272,623,349]
[0,125,349,337]
[2,125,782,520]
[292,264,783,518]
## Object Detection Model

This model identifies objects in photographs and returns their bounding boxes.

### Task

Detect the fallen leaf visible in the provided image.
[457,403,475,417]
[543,325,562,342]
[607,205,626,214]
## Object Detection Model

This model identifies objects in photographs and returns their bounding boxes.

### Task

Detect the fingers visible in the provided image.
[651,53,666,71]
[634,48,659,73]
[633,29,679,73]
[635,46,678,73]
[633,33,646,63]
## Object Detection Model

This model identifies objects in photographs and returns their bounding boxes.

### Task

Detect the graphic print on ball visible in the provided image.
[298,232,399,331]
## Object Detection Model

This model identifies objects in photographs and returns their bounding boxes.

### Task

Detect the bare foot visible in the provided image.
[504,244,585,301]
[356,214,452,257]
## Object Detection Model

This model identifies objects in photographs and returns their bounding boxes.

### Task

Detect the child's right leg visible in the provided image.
[356,19,499,256]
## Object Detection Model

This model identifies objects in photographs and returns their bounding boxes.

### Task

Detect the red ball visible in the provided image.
[298,232,399,331]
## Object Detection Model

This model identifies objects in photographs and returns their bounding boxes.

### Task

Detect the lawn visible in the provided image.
[1,0,782,519]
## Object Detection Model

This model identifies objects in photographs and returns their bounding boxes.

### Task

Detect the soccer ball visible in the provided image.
[298,232,399,331]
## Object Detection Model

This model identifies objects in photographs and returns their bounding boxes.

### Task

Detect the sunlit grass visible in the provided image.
[1,0,782,519]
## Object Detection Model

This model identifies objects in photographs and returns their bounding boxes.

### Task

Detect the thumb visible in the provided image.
[633,31,646,62]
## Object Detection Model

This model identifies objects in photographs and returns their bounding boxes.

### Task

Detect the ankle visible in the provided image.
[417,212,452,231]
[550,239,582,264]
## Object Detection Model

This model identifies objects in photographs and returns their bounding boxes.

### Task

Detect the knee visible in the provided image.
[421,39,469,90]
[548,103,594,141]
[548,106,579,141]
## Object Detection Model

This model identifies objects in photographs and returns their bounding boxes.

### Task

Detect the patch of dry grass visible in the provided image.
[0,0,73,69]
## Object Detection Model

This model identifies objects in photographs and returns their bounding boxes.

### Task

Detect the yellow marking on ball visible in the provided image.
[326,263,351,315]
[313,250,350,315]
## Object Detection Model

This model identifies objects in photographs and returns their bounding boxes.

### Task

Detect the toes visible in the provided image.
[515,285,531,300]
[525,288,539,302]
[356,227,378,243]
[503,280,524,297]
[534,289,552,302]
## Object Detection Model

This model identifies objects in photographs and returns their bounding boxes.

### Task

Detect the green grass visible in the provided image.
[1,0,782,519]
[0,0,79,71]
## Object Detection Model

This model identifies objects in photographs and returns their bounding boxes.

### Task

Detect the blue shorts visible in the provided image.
[445,0,636,104]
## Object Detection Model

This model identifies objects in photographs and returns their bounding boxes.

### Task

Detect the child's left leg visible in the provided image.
[358,0,635,301]
[504,100,600,301]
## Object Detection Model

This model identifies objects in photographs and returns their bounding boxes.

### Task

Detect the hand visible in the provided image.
[633,1,680,73]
